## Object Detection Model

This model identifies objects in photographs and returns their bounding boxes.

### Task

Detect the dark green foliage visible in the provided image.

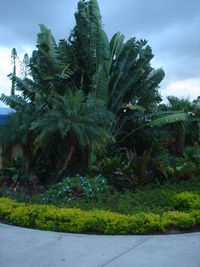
[158,96,200,155]
[1,19,115,180]
[32,90,114,149]
[46,176,200,215]
[1,0,162,181]
[126,149,152,186]
[0,0,199,190]
[0,157,37,196]
[184,146,200,173]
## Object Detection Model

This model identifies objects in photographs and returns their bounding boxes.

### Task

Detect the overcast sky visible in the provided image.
[0,0,200,107]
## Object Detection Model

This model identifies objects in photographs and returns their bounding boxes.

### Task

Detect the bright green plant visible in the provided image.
[173,192,200,210]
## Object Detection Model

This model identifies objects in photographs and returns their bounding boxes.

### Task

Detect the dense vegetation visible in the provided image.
[0,0,200,234]
[1,188,200,234]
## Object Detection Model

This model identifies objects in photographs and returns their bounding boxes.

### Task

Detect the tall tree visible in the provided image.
[10,48,18,96]
[20,53,30,78]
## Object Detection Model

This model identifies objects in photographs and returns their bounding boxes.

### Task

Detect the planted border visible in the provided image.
[0,197,200,234]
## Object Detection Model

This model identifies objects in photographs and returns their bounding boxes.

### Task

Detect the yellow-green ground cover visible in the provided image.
[0,192,200,234]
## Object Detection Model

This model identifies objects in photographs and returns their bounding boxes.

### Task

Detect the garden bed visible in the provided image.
[1,190,200,235]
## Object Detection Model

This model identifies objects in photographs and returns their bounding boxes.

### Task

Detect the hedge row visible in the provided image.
[0,195,200,234]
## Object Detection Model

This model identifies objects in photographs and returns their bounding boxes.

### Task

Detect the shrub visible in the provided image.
[173,192,200,210]
[161,211,196,230]
[0,198,18,219]
[8,204,43,227]
[41,174,110,205]
[35,206,90,232]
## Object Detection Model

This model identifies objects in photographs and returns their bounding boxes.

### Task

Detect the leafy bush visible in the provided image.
[173,192,200,210]
[162,211,196,230]
[41,174,110,205]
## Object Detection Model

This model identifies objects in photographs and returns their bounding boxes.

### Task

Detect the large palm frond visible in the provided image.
[31,90,115,149]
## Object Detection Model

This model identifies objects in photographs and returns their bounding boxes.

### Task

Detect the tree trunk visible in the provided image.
[175,132,185,156]
[23,146,32,175]
[55,145,75,182]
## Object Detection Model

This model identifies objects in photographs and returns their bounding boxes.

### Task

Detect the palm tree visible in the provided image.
[31,90,114,179]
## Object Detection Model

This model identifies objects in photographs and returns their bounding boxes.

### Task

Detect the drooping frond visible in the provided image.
[0,93,27,110]
[149,112,188,127]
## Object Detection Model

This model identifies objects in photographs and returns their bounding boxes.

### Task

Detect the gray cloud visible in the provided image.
[99,0,200,35]
[0,0,76,46]
[0,0,200,91]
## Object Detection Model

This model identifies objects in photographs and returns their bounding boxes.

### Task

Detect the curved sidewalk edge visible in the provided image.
[0,223,200,267]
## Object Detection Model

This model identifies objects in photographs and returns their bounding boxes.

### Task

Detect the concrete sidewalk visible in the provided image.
[0,223,200,267]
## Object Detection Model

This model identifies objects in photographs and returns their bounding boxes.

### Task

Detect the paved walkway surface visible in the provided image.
[0,223,200,267]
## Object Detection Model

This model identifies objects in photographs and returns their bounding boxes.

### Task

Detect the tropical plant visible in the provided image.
[69,1,164,111]
[0,103,38,174]
[0,0,193,185]
[158,96,200,155]
[31,90,114,179]
[68,0,191,158]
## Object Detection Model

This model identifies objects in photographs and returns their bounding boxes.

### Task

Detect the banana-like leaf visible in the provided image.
[149,112,188,127]
[93,65,108,104]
